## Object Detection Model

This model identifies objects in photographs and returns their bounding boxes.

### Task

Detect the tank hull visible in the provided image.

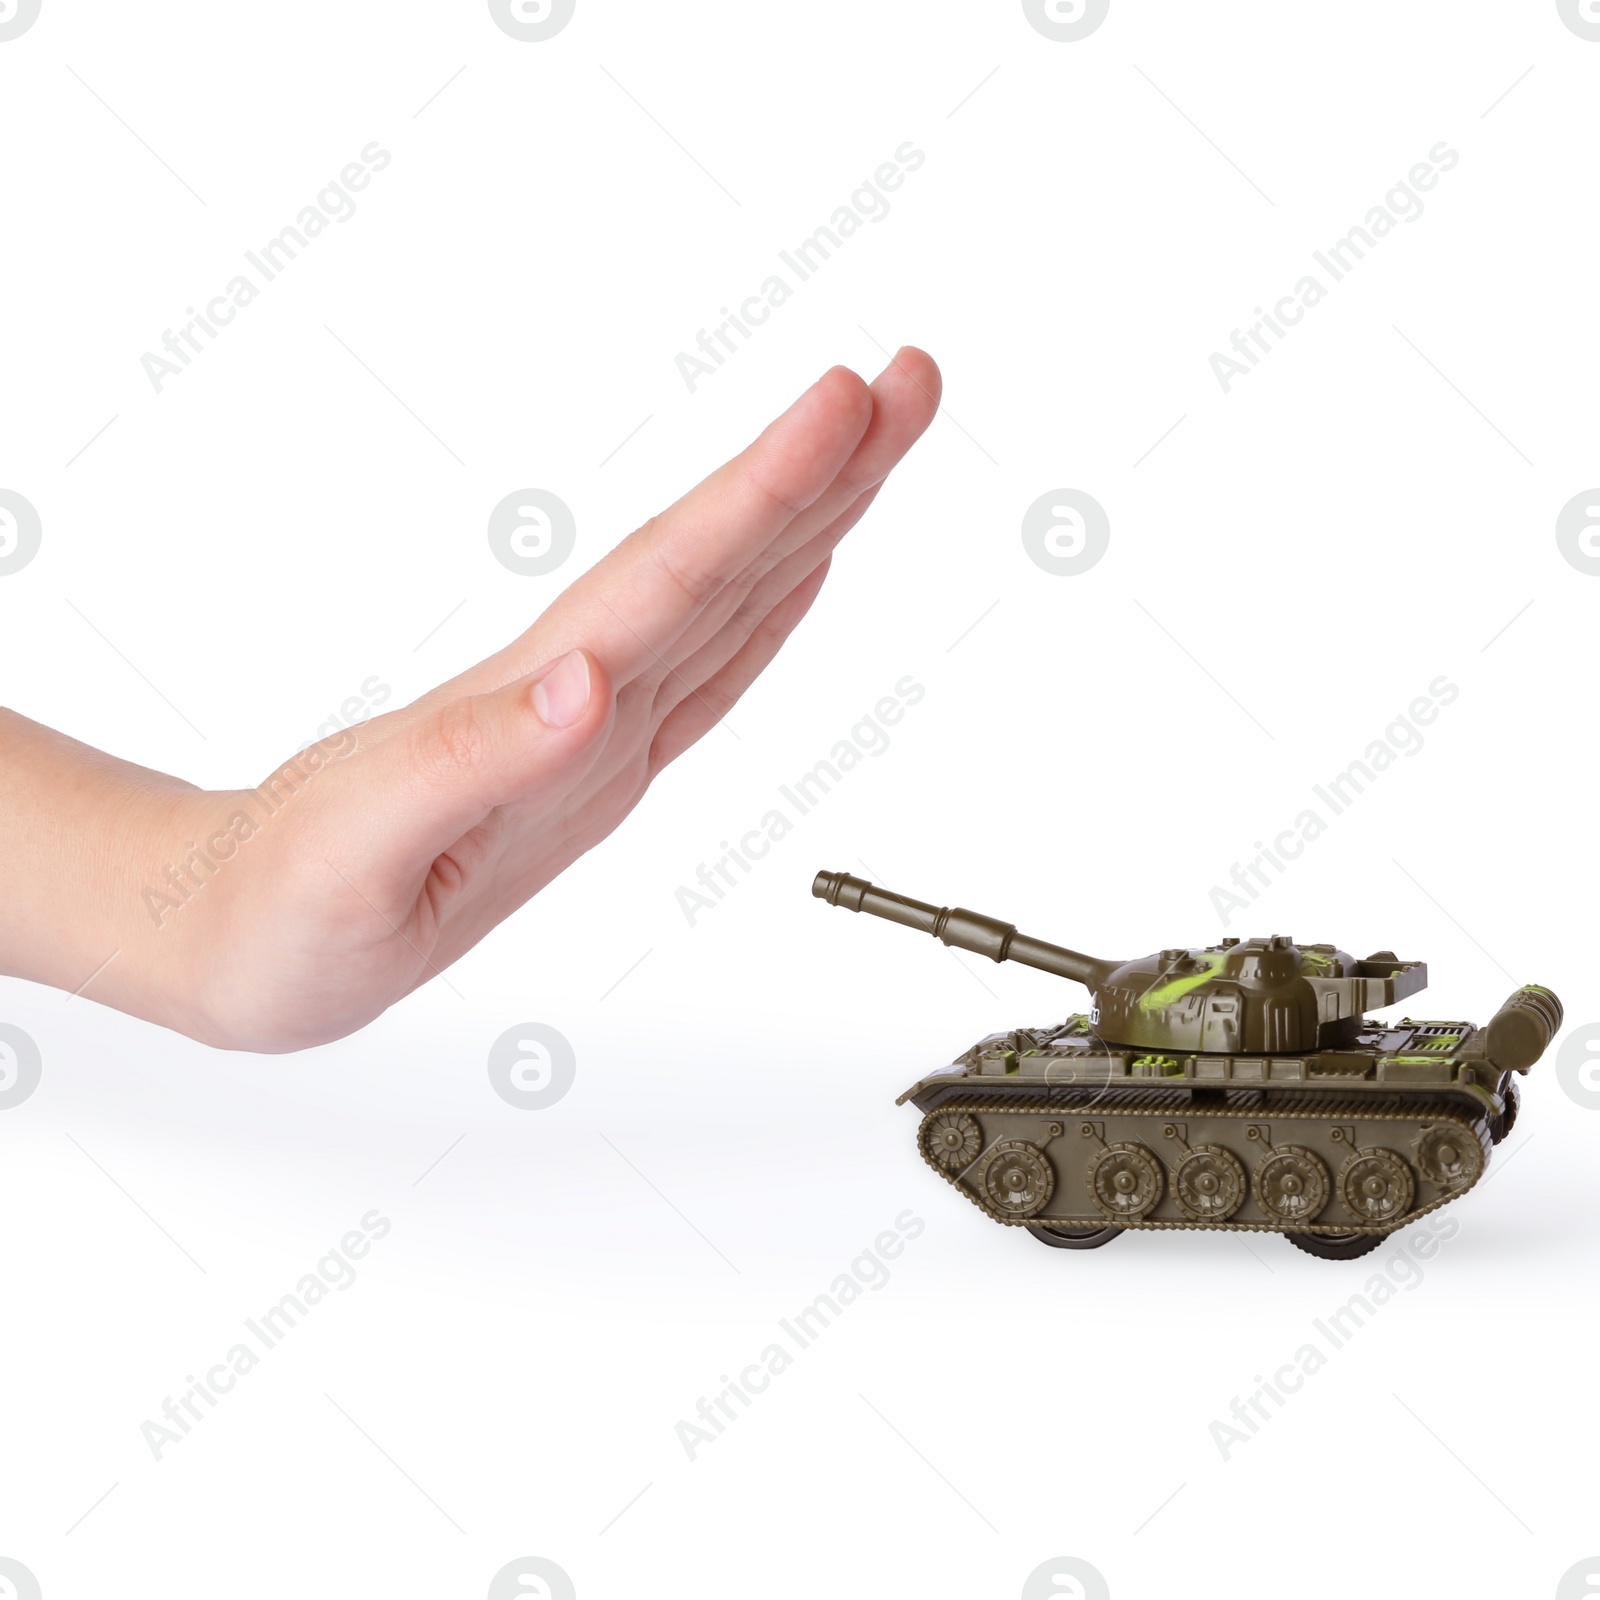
[903,1014,1514,1240]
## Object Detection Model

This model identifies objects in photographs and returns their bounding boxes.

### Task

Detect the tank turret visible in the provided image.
[811,869,1562,1259]
[813,869,1429,1053]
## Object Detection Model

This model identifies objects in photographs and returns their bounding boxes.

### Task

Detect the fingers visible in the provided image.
[544,481,879,831]
[328,649,613,902]
[648,482,884,729]
[521,344,940,819]
[706,346,939,610]
[649,558,833,773]
[621,363,872,617]
[636,347,940,688]
[813,346,940,511]
[461,366,874,699]
[432,350,938,720]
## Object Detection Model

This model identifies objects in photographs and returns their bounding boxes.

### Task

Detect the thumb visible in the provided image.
[335,649,612,887]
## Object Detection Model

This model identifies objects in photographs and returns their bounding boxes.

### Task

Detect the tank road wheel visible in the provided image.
[1254,1147,1330,1226]
[1412,1124,1484,1190]
[919,1110,982,1175]
[1338,1148,1415,1224]
[1286,1230,1385,1261]
[981,1141,1055,1219]
[1491,1078,1521,1145]
[1174,1145,1247,1223]
[1027,1223,1124,1250]
[1087,1142,1164,1221]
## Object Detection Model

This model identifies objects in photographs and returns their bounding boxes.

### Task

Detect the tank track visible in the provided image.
[917,1087,1493,1238]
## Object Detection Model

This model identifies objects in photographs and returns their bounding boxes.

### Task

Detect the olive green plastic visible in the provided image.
[812,870,1561,1259]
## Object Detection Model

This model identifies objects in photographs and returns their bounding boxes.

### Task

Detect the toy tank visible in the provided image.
[813,870,1561,1260]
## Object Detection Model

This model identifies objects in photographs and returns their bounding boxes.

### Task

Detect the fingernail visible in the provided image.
[531,650,591,728]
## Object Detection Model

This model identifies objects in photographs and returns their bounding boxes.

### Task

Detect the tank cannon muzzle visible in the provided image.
[1484,985,1564,1074]
[812,870,1115,990]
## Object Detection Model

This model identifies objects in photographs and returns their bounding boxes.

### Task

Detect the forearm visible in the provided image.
[0,708,199,1002]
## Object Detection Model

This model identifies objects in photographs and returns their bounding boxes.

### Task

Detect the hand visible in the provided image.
[0,349,941,1050]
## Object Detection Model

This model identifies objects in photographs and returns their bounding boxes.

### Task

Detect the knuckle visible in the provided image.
[737,460,805,520]
[416,696,491,785]
[694,680,738,723]
[649,541,720,608]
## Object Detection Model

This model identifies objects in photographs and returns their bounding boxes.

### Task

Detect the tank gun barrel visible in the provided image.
[812,870,1116,991]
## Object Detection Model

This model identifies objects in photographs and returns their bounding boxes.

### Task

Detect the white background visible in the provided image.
[1,2,1597,1596]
